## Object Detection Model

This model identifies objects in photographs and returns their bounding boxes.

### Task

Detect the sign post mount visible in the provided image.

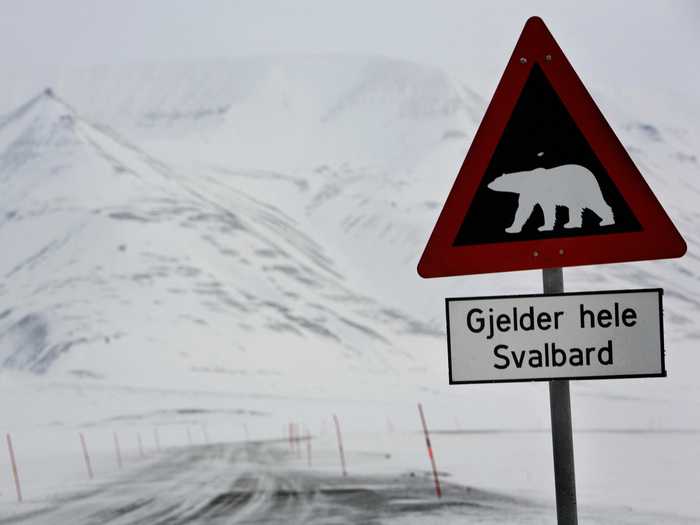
[544,268,577,524]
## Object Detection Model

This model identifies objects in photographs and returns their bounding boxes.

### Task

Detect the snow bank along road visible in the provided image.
[0,439,694,525]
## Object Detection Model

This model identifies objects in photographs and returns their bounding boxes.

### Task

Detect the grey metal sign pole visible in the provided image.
[542,267,578,524]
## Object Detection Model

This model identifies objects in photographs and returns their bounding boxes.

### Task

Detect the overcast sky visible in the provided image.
[1,1,698,116]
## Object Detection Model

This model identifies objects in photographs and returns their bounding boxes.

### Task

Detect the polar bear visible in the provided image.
[487,164,615,233]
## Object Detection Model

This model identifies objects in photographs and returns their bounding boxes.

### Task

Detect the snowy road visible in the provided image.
[0,440,696,524]
[0,440,553,524]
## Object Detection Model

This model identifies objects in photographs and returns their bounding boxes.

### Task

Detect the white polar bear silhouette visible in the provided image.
[487,164,615,233]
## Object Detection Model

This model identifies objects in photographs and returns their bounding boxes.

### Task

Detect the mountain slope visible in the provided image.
[0,55,698,393]
[50,56,695,336]
[0,89,440,393]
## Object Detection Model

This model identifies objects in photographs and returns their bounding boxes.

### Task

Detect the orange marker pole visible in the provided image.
[296,423,302,458]
[79,432,94,480]
[6,434,22,502]
[113,431,123,469]
[294,423,299,455]
[306,429,312,468]
[418,403,442,498]
[333,414,347,477]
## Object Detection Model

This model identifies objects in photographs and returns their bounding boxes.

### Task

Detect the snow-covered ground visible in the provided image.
[0,391,698,523]
[0,2,699,523]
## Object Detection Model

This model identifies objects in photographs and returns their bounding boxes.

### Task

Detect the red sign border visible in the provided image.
[418,17,686,278]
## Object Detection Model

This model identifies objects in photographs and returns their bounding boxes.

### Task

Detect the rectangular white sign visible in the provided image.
[446,289,664,383]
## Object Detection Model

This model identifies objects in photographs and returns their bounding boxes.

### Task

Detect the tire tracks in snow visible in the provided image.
[1,440,689,524]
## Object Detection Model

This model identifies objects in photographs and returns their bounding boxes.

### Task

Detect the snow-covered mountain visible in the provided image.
[0,84,443,394]
[0,54,698,392]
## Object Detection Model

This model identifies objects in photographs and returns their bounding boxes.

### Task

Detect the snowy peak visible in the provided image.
[205,57,482,170]
[0,87,147,171]
[320,59,471,122]
[0,54,696,390]
[0,88,196,215]
[0,88,82,159]
[0,83,437,384]
[0,57,485,171]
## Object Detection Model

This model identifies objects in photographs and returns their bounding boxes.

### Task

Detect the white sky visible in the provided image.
[0,1,698,116]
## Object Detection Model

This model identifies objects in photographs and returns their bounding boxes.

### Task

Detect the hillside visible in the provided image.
[0,86,441,395]
[0,55,698,392]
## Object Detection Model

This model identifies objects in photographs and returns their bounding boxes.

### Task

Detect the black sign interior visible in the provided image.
[454,64,641,246]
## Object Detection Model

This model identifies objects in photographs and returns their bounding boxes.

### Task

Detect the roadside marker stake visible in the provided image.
[137,432,145,459]
[113,431,123,469]
[333,414,347,477]
[6,433,22,502]
[292,423,299,456]
[296,423,302,458]
[154,427,161,452]
[79,432,94,480]
[418,403,442,498]
[307,429,312,467]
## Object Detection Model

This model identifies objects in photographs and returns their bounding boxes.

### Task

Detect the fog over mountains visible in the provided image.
[0,55,698,400]
[0,7,699,517]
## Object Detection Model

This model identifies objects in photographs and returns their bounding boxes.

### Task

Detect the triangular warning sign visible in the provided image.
[418,17,686,278]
